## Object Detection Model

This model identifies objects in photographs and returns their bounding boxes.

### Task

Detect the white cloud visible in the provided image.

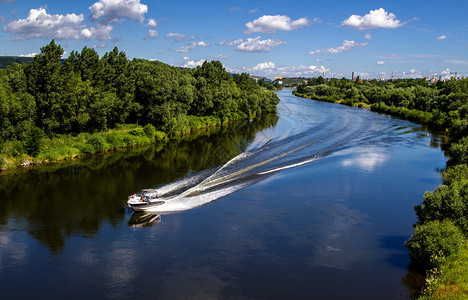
[80,24,113,40]
[229,63,330,77]
[4,7,85,40]
[89,0,148,25]
[228,6,240,12]
[18,52,37,57]
[342,151,387,171]
[364,33,371,40]
[309,40,368,55]
[218,39,243,46]
[144,29,159,39]
[245,15,310,34]
[214,54,229,59]
[166,32,196,42]
[248,8,258,14]
[253,61,275,71]
[236,36,286,52]
[377,60,384,65]
[93,43,107,48]
[341,8,405,30]
[182,59,206,68]
[146,18,157,27]
[174,41,209,53]
[437,35,447,40]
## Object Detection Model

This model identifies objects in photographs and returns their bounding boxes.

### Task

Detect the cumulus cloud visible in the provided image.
[174,41,209,53]
[146,18,157,27]
[341,8,405,30]
[253,61,275,71]
[166,32,196,42]
[236,36,286,52]
[364,33,371,40]
[437,35,447,40]
[182,59,206,68]
[81,24,113,40]
[144,29,159,39]
[377,60,384,65]
[309,40,368,55]
[4,7,85,40]
[89,0,148,25]
[244,15,310,34]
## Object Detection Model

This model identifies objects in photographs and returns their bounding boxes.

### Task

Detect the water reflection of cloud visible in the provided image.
[0,231,29,272]
[341,151,387,171]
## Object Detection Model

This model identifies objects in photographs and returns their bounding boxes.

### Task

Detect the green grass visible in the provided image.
[419,243,468,299]
[0,124,168,170]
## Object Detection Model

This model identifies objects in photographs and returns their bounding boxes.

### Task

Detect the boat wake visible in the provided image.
[133,94,405,213]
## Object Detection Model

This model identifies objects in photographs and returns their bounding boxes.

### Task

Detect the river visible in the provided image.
[0,90,447,299]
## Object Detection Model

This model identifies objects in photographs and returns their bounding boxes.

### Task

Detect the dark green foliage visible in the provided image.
[449,136,468,165]
[143,124,156,139]
[405,220,465,268]
[86,135,107,153]
[0,40,279,160]
[415,182,468,233]
[24,126,44,157]
[442,164,468,186]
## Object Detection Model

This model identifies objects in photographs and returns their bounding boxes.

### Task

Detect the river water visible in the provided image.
[0,90,447,299]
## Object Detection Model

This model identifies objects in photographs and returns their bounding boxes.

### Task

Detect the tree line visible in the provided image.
[0,40,279,162]
[295,76,468,297]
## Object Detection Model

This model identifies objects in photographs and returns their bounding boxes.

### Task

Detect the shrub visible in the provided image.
[415,182,468,233]
[442,164,468,186]
[24,126,44,157]
[449,136,468,165]
[79,143,95,155]
[86,135,107,153]
[405,220,465,268]
[104,134,124,150]
[143,124,156,139]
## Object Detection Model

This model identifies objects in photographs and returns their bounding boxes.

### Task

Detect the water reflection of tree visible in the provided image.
[0,114,278,253]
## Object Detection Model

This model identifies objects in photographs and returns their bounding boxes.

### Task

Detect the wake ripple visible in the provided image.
[138,95,405,213]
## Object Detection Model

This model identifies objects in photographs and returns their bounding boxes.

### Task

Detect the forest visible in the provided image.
[0,40,279,169]
[295,76,468,298]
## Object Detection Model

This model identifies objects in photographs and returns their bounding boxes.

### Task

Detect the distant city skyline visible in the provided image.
[0,0,467,79]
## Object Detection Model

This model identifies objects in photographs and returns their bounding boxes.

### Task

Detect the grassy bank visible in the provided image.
[0,112,250,171]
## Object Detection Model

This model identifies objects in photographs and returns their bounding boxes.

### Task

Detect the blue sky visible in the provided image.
[1,0,467,79]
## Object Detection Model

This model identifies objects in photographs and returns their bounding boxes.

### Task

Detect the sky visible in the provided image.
[0,0,467,79]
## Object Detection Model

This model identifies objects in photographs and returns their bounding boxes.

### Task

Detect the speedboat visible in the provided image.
[127,189,165,212]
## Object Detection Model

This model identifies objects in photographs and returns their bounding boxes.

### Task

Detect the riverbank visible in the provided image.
[0,112,256,172]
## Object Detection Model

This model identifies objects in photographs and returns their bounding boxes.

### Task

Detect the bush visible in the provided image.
[415,182,468,233]
[79,143,95,155]
[104,134,125,150]
[442,164,468,186]
[449,136,468,165]
[405,220,465,268]
[24,126,44,157]
[143,124,156,139]
[86,135,107,153]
